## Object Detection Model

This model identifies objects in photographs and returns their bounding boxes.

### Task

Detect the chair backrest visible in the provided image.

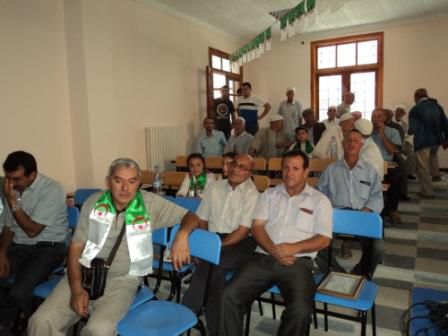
[152,227,169,246]
[309,158,335,174]
[175,155,188,171]
[140,170,155,185]
[169,224,221,265]
[252,175,270,192]
[205,156,223,170]
[164,195,201,213]
[162,171,186,190]
[306,177,319,187]
[67,206,80,229]
[253,157,267,171]
[268,157,282,172]
[74,188,101,207]
[333,209,383,239]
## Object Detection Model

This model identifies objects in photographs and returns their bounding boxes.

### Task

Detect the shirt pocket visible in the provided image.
[292,206,315,234]
[358,183,371,203]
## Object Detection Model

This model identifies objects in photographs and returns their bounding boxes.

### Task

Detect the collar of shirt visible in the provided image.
[276,182,313,199]
[24,173,42,193]
[224,178,254,193]
[336,158,365,171]
[205,130,217,137]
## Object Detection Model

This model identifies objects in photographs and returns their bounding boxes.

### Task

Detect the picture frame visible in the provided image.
[317,272,365,300]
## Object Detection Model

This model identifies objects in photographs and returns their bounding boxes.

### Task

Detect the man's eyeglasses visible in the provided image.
[230,161,252,171]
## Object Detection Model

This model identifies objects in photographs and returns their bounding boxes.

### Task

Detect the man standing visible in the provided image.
[394,105,417,179]
[322,105,340,129]
[409,88,448,198]
[317,130,384,278]
[278,87,303,141]
[224,117,254,154]
[211,85,236,140]
[196,117,227,157]
[29,158,201,336]
[237,82,271,136]
[181,154,258,336]
[301,108,326,145]
[0,151,68,332]
[249,115,291,160]
[218,150,333,336]
[336,91,355,117]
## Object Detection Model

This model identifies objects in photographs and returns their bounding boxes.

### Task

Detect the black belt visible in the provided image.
[35,241,66,248]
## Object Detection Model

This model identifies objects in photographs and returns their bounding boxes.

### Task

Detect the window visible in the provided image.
[207,48,243,115]
[311,33,383,121]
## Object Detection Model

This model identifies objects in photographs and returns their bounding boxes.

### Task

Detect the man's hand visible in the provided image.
[0,253,10,278]
[170,229,191,271]
[277,255,296,266]
[70,289,89,318]
[3,178,17,208]
[271,243,297,265]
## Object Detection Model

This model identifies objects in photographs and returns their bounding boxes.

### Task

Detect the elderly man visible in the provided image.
[371,108,402,223]
[317,129,384,278]
[196,117,227,157]
[249,115,291,159]
[211,85,236,140]
[224,117,254,154]
[0,151,68,332]
[278,87,303,141]
[219,150,333,336]
[180,154,258,336]
[322,105,340,129]
[394,105,417,179]
[237,82,271,136]
[355,118,384,178]
[312,113,355,159]
[29,158,201,336]
[302,108,326,145]
[337,91,355,117]
[409,88,448,198]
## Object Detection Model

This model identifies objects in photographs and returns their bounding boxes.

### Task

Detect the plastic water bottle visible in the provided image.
[153,165,163,195]
[329,136,338,159]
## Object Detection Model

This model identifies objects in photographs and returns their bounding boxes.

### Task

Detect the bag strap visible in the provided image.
[105,217,126,268]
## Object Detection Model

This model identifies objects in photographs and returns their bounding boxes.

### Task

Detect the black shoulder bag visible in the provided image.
[82,221,126,300]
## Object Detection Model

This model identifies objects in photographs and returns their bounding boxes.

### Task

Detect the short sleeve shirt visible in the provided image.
[73,191,187,276]
[371,126,402,161]
[237,95,266,128]
[253,184,333,258]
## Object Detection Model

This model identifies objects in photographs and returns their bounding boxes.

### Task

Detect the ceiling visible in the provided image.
[152,0,448,40]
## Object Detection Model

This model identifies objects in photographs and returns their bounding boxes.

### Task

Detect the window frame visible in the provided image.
[310,32,384,119]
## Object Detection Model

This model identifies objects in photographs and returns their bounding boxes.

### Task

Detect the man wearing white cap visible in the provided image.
[278,87,303,141]
[224,117,254,154]
[322,106,340,129]
[249,115,291,159]
[355,119,384,178]
[312,113,355,159]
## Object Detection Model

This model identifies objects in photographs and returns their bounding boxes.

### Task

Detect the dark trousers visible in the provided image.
[316,237,384,278]
[182,236,256,336]
[218,253,315,336]
[245,124,259,136]
[383,166,401,216]
[0,243,65,326]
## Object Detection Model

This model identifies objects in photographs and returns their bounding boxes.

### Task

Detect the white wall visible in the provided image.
[243,15,448,166]
[0,0,240,190]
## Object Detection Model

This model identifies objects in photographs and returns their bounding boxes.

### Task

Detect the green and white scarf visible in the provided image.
[79,191,153,276]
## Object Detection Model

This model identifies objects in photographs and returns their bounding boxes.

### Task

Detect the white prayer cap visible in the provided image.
[339,113,354,122]
[270,115,284,122]
[355,119,373,136]
[394,104,406,112]
[286,87,296,93]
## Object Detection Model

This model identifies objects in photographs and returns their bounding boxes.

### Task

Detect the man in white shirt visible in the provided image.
[237,82,271,136]
[322,105,340,129]
[278,87,303,141]
[224,117,254,154]
[180,154,259,336]
[336,91,355,117]
[218,150,333,336]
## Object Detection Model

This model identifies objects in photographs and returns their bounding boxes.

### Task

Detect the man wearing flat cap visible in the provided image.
[249,115,291,159]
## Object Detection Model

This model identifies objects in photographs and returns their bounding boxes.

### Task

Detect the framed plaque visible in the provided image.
[317,272,365,299]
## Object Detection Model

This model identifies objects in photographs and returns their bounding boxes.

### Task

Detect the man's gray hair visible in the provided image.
[108,158,141,177]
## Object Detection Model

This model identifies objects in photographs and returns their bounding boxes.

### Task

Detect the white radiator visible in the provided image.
[145,127,184,171]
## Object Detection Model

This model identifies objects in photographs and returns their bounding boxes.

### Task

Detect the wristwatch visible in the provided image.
[11,203,20,213]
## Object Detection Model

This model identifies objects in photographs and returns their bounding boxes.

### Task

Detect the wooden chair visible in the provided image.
[306,177,319,187]
[205,156,223,172]
[252,175,270,192]
[162,171,186,193]
[253,157,267,172]
[175,156,188,171]
[267,157,282,186]
[308,158,335,176]
[140,170,154,189]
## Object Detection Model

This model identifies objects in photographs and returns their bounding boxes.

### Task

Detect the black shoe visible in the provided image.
[399,194,411,201]
[418,192,435,199]
[432,176,442,182]
[407,175,417,180]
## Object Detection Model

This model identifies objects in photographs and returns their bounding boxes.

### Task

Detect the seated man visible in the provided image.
[288,126,314,157]
[29,158,201,336]
[0,151,68,332]
[322,105,340,129]
[218,150,332,336]
[301,108,326,145]
[249,115,291,159]
[221,151,237,179]
[224,117,254,154]
[371,108,402,223]
[180,154,258,336]
[196,117,227,157]
[317,130,384,278]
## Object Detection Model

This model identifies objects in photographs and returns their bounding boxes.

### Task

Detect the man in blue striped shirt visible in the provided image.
[317,129,384,278]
